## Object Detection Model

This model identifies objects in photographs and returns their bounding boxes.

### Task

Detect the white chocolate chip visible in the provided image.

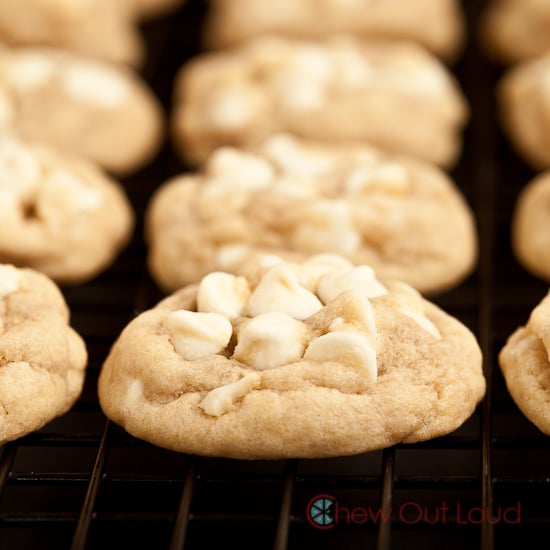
[39,170,102,219]
[304,331,377,385]
[0,265,21,297]
[331,44,373,88]
[278,76,326,110]
[399,307,441,339]
[165,310,233,360]
[297,254,354,292]
[215,244,252,271]
[327,290,377,337]
[207,86,263,130]
[126,378,144,402]
[233,312,308,370]
[389,283,441,339]
[291,200,361,255]
[245,264,323,320]
[317,265,388,304]
[208,148,274,189]
[8,53,55,91]
[199,373,260,417]
[263,134,335,178]
[197,272,250,319]
[291,47,333,81]
[345,163,410,195]
[61,62,129,108]
[198,177,250,216]
[199,150,274,217]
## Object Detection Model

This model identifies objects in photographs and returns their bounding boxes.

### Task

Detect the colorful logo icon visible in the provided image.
[306,494,335,530]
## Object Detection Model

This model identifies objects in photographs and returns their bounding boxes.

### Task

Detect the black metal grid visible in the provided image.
[1,1,550,548]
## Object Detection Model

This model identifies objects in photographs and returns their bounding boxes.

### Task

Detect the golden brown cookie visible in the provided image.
[0,264,88,444]
[499,290,550,436]
[497,51,550,170]
[511,171,550,282]
[146,134,477,295]
[171,36,469,168]
[0,46,164,176]
[0,0,142,66]
[480,0,550,65]
[0,136,135,285]
[98,254,485,459]
[203,0,465,62]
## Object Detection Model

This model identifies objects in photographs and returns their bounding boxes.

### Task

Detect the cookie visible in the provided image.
[203,0,465,62]
[497,52,550,170]
[499,290,550,436]
[0,263,88,445]
[0,0,142,66]
[171,36,469,168]
[98,254,485,459]
[480,0,550,65]
[0,46,164,176]
[0,136,135,285]
[146,134,477,295]
[511,171,550,282]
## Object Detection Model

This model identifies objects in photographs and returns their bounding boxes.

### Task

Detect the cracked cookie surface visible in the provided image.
[98,255,485,459]
[0,264,87,444]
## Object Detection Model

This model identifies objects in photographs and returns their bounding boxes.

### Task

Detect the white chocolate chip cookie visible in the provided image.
[0,0,142,66]
[0,264,88,444]
[497,52,550,170]
[171,36,469,167]
[145,134,477,295]
[480,0,550,65]
[511,171,550,282]
[499,290,550,435]
[0,46,164,175]
[98,255,485,459]
[0,136,135,284]
[203,0,465,62]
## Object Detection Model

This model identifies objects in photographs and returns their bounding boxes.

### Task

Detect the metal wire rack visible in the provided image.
[1,1,550,548]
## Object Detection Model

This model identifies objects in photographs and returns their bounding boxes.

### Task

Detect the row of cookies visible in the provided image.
[0,2,186,444]
[0,45,164,285]
[481,0,550,436]
[0,1,478,290]
[95,1,487,458]
[0,1,488,456]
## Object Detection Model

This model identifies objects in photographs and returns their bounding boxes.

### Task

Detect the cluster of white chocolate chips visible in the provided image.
[0,136,102,223]
[194,136,412,265]
[162,254,441,417]
[206,37,450,129]
[0,48,131,124]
